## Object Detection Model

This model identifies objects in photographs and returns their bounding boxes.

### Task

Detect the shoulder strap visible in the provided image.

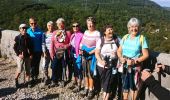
[139,34,144,48]
[122,34,129,45]
[113,35,119,47]
[100,36,105,48]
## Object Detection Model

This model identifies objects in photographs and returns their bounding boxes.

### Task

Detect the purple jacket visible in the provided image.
[70,31,83,57]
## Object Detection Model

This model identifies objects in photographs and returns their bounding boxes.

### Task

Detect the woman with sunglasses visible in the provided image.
[69,22,83,92]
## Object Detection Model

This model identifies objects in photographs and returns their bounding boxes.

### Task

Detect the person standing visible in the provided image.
[14,24,33,88]
[27,17,43,85]
[95,25,120,100]
[41,21,54,86]
[50,18,71,87]
[117,18,149,100]
[80,17,100,99]
[70,22,83,92]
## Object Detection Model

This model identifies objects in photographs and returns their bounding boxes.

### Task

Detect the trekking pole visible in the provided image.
[23,58,26,99]
[121,63,127,100]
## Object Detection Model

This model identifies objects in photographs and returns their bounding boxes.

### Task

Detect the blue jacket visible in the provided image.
[27,27,43,52]
[76,45,96,73]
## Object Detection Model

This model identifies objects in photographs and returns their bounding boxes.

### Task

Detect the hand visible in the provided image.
[127,59,135,66]
[30,55,33,59]
[79,50,83,55]
[141,69,152,81]
[119,57,126,64]
[154,63,165,73]
[18,54,23,59]
[99,60,106,66]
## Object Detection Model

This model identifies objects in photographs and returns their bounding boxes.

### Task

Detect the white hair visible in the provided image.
[56,18,65,24]
[47,21,53,26]
[127,18,140,28]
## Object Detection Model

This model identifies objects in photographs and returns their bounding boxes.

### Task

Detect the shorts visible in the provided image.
[97,66,118,93]
[16,56,31,75]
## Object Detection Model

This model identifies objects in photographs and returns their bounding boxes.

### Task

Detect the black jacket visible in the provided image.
[13,34,33,58]
[145,66,170,100]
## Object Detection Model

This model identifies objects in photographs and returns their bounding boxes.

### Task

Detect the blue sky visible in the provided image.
[151,0,170,7]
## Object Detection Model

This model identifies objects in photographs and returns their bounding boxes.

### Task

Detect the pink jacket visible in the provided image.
[50,30,71,59]
[70,31,83,57]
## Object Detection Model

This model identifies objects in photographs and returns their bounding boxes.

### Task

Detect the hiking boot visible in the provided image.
[59,81,65,88]
[14,79,19,88]
[87,90,95,99]
[80,89,88,97]
[72,85,81,93]
[50,81,58,87]
[27,81,32,88]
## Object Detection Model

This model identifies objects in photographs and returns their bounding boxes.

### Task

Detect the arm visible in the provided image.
[27,36,34,59]
[95,48,105,66]
[117,46,126,63]
[135,48,149,63]
[141,70,170,99]
[144,76,170,99]
[42,33,46,57]
[13,36,20,56]
[50,34,55,60]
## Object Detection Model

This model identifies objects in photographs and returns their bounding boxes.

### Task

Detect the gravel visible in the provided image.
[0,58,103,100]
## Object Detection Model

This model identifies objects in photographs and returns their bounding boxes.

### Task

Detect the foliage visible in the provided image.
[0,0,170,53]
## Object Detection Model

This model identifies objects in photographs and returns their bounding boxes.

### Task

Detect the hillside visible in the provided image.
[0,0,170,53]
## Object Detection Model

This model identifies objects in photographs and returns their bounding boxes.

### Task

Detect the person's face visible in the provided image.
[47,24,53,31]
[57,22,65,30]
[86,21,95,31]
[72,24,79,32]
[19,27,27,35]
[29,19,37,29]
[128,24,139,35]
[105,27,114,38]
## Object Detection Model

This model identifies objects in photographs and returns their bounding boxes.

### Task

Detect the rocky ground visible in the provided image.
[0,58,103,100]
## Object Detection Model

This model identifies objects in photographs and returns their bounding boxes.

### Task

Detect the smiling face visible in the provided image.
[19,27,27,35]
[47,24,53,32]
[29,18,37,30]
[128,24,139,36]
[86,20,95,31]
[57,21,65,30]
[104,27,114,38]
[72,23,80,32]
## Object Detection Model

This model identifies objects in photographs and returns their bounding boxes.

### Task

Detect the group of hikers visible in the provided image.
[13,16,170,100]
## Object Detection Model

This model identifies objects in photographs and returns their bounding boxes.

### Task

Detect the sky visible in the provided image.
[151,0,170,7]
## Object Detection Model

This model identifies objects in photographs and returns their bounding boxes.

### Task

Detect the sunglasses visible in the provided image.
[21,27,27,29]
[30,23,37,25]
[72,25,79,27]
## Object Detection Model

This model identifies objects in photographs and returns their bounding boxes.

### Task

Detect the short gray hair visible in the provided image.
[127,18,140,28]
[56,18,65,24]
[47,21,53,26]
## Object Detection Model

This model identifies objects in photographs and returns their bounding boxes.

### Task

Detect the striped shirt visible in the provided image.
[81,30,100,48]
[42,32,53,52]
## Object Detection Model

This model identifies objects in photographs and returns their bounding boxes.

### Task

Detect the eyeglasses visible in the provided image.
[21,27,27,29]
[72,25,79,27]
[30,23,37,25]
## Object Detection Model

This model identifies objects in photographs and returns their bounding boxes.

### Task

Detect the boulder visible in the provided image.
[0,30,19,60]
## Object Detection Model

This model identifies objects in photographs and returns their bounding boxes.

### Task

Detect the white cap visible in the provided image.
[19,24,27,28]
